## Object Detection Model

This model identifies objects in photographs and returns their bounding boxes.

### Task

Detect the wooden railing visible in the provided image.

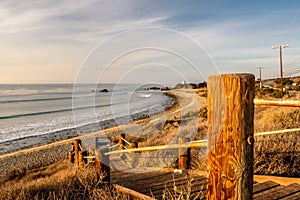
[70,73,300,200]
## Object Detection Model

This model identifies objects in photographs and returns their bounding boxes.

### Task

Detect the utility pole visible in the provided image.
[272,44,290,97]
[257,66,264,90]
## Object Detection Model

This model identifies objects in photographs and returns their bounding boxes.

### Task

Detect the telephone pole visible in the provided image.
[272,44,290,97]
[257,66,264,90]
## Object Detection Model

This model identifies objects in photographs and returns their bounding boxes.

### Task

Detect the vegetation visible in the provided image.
[0,161,129,200]
[172,82,207,89]
[254,107,300,176]
[255,86,283,98]
[274,78,294,85]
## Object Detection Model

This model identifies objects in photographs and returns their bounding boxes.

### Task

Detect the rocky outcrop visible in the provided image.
[161,86,170,91]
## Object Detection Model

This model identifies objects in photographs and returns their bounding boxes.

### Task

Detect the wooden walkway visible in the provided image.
[111,170,300,200]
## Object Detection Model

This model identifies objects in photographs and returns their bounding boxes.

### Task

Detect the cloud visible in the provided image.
[1,0,300,83]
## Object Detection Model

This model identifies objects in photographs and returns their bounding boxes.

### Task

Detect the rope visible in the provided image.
[190,139,208,143]
[254,127,300,136]
[122,138,131,145]
[105,142,207,156]
[78,143,83,151]
[105,128,299,156]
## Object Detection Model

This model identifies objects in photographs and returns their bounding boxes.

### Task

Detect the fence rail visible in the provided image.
[254,99,300,107]
[69,73,300,200]
[105,141,207,155]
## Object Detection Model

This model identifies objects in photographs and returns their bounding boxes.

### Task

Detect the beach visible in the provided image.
[0,90,205,179]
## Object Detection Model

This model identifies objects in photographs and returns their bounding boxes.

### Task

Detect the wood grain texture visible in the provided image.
[207,74,255,200]
[119,134,126,149]
[178,137,191,169]
[74,139,81,166]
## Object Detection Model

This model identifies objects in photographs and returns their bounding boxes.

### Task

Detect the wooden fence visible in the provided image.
[68,73,300,199]
[90,74,255,199]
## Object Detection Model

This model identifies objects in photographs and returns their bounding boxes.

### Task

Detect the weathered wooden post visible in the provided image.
[67,151,74,163]
[130,142,138,160]
[207,74,255,200]
[74,139,81,166]
[118,133,126,149]
[78,151,84,170]
[178,137,191,169]
[95,138,110,185]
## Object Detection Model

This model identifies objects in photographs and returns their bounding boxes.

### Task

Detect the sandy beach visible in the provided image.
[0,90,205,179]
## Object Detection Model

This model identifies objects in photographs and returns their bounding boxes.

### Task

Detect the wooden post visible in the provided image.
[118,134,126,149]
[78,151,84,170]
[74,139,81,166]
[95,139,110,185]
[130,142,138,160]
[67,151,74,163]
[207,74,255,200]
[178,137,191,169]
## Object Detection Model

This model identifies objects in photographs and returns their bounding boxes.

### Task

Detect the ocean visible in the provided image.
[0,84,174,154]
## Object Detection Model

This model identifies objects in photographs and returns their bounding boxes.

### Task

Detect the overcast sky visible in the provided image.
[1,0,300,84]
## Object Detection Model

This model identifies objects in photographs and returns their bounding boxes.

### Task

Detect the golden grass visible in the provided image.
[254,106,300,176]
[0,161,129,200]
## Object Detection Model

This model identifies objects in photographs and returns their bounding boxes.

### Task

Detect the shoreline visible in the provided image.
[0,91,175,155]
[0,91,183,178]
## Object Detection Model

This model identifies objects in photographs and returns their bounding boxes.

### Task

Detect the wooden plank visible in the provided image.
[207,74,255,200]
[149,177,206,197]
[125,173,196,192]
[112,171,173,185]
[114,184,154,200]
[253,183,300,200]
[253,181,280,194]
[120,173,179,190]
[145,175,206,194]
[112,170,167,182]
[280,191,300,200]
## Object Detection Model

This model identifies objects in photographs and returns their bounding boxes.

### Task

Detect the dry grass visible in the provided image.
[161,177,206,200]
[254,106,300,176]
[0,161,129,200]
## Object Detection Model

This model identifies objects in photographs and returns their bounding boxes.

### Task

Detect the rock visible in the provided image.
[98,89,108,92]
[161,86,170,91]
[149,86,160,90]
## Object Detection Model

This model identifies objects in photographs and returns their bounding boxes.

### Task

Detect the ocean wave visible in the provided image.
[0,96,72,104]
[0,102,117,119]
[138,93,152,98]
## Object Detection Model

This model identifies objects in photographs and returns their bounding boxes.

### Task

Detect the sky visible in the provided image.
[1,0,300,84]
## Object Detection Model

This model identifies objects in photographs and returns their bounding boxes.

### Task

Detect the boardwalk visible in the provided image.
[111,169,300,200]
